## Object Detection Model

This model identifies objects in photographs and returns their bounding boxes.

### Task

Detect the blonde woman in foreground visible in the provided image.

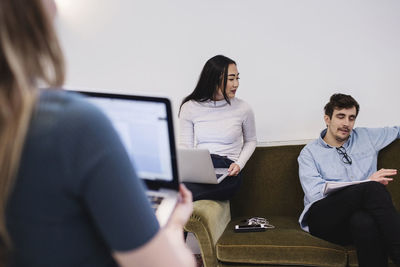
[0,1,195,266]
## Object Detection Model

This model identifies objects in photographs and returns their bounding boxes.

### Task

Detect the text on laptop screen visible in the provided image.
[87,97,173,181]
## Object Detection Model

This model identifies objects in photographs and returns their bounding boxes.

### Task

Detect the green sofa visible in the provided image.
[184,139,400,267]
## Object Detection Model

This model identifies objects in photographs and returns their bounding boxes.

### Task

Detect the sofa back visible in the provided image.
[378,139,400,208]
[231,139,400,218]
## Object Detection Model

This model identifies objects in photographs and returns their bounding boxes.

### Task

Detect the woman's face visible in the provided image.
[214,64,239,101]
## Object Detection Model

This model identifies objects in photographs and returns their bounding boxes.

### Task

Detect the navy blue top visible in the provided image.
[6,90,159,266]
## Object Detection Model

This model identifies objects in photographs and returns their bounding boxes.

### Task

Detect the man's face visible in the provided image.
[324,107,357,144]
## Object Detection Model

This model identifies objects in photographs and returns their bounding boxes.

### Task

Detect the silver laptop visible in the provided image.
[178,148,229,184]
[79,91,179,227]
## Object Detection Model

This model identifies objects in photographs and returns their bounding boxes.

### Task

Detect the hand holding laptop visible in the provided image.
[158,184,195,267]
[166,184,193,230]
[114,184,196,267]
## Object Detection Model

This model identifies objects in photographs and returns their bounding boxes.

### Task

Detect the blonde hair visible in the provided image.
[0,0,65,253]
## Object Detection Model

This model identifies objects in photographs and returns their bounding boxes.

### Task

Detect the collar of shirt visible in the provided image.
[317,128,353,149]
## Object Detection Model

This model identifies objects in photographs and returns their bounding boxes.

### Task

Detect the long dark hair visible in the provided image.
[179,55,236,115]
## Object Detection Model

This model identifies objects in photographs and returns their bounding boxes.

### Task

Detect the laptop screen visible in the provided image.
[77,91,179,189]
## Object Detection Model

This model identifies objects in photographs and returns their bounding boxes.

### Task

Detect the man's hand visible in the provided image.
[228,163,240,176]
[368,168,397,185]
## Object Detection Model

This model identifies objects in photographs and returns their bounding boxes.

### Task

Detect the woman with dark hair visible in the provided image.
[179,55,257,201]
[0,1,195,266]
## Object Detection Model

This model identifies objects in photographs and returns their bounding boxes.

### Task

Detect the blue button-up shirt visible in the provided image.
[298,126,400,231]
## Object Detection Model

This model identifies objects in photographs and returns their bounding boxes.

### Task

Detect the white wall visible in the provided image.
[55,0,400,145]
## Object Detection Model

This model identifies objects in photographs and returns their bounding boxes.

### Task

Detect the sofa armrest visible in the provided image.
[184,200,231,267]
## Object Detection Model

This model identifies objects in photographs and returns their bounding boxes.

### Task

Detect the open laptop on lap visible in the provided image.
[178,148,229,184]
[79,91,179,227]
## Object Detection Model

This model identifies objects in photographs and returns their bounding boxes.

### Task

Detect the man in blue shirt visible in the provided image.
[298,93,400,267]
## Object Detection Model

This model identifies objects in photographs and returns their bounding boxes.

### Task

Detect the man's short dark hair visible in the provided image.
[324,93,360,119]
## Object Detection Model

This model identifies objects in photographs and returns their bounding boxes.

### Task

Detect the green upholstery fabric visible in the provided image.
[378,140,400,210]
[230,145,305,218]
[184,200,231,267]
[185,140,400,267]
[346,247,358,267]
[217,217,347,267]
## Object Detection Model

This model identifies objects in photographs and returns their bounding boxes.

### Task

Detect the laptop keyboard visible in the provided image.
[148,195,164,212]
[215,168,229,178]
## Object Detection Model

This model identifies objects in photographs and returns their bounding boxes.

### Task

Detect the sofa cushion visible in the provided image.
[216,216,347,267]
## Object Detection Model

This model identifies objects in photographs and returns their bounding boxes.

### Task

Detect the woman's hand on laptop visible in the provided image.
[228,163,240,176]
